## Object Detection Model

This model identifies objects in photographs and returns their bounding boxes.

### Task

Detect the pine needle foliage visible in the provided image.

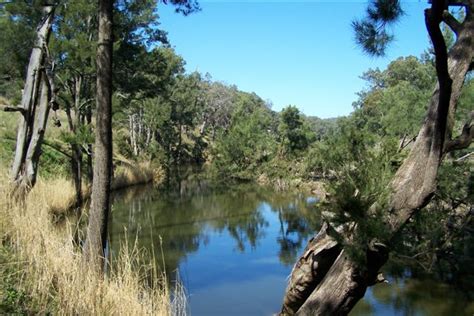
[352,0,404,56]
[318,118,397,263]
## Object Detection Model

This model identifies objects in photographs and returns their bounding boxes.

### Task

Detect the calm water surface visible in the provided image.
[109,177,473,316]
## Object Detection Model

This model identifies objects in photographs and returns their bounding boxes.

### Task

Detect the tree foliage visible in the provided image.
[352,0,404,56]
[278,106,312,154]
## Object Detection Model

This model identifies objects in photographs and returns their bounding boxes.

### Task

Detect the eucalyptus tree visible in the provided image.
[117,47,185,158]
[354,56,436,150]
[53,0,97,206]
[83,0,200,270]
[53,0,168,205]
[281,0,474,314]
[278,105,312,155]
[200,80,237,139]
[149,72,204,171]
[82,0,114,270]
[212,92,277,178]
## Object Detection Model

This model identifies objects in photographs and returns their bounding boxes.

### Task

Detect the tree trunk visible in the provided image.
[21,75,52,189]
[281,2,474,314]
[130,113,139,156]
[145,126,152,148]
[11,5,55,196]
[71,144,83,207]
[83,0,114,271]
[65,76,85,208]
[86,105,94,183]
[177,124,183,165]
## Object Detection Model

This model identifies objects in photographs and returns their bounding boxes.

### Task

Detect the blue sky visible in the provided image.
[157,1,431,118]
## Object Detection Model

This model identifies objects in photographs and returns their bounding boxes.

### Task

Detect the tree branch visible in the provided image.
[445,111,474,152]
[2,135,72,159]
[1,104,26,115]
[42,139,73,160]
[455,151,473,161]
[445,124,474,151]
[442,10,462,35]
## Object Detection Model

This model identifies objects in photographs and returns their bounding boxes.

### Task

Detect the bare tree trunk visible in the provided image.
[86,105,94,183]
[177,124,183,166]
[11,5,55,195]
[281,2,474,314]
[71,144,83,206]
[145,126,152,148]
[83,0,114,271]
[22,76,51,186]
[65,76,85,208]
[129,114,135,155]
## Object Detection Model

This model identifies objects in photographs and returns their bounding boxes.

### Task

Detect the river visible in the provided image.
[108,177,473,315]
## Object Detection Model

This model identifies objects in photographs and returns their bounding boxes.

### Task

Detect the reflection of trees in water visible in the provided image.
[268,194,322,266]
[276,206,310,266]
[371,278,472,316]
[108,175,473,314]
[109,177,323,277]
[351,257,474,316]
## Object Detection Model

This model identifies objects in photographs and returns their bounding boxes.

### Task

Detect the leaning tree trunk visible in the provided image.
[281,2,474,315]
[10,5,55,196]
[83,0,114,271]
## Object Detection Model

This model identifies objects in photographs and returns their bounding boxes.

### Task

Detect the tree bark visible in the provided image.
[83,0,114,271]
[86,105,94,183]
[281,1,474,314]
[65,76,85,208]
[71,144,83,207]
[22,76,51,188]
[281,223,342,315]
[10,5,55,195]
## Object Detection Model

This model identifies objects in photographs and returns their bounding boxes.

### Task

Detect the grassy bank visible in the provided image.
[0,166,177,315]
[44,161,161,216]
[241,156,328,199]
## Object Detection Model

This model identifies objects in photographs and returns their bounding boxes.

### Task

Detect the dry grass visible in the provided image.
[34,177,88,215]
[0,96,9,106]
[112,161,157,191]
[0,171,182,315]
[39,161,163,216]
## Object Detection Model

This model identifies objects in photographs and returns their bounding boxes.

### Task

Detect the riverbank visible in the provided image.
[47,161,162,216]
[0,165,177,315]
[225,156,329,199]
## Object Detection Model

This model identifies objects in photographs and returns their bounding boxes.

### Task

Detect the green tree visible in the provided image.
[200,79,237,139]
[82,0,200,270]
[0,2,39,102]
[278,105,311,154]
[353,56,436,149]
[50,0,174,204]
[212,92,276,179]
[53,0,97,205]
[115,47,185,159]
[282,0,474,314]
[152,72,204,170]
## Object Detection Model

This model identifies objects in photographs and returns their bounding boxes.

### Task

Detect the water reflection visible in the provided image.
[352,276,474,315]
[109,180,320,278]
[109,178,473,316]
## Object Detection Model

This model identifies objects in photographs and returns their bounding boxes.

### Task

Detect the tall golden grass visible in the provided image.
[112,160,162,191]
[0,169,181,315]
[40,161,162,216]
